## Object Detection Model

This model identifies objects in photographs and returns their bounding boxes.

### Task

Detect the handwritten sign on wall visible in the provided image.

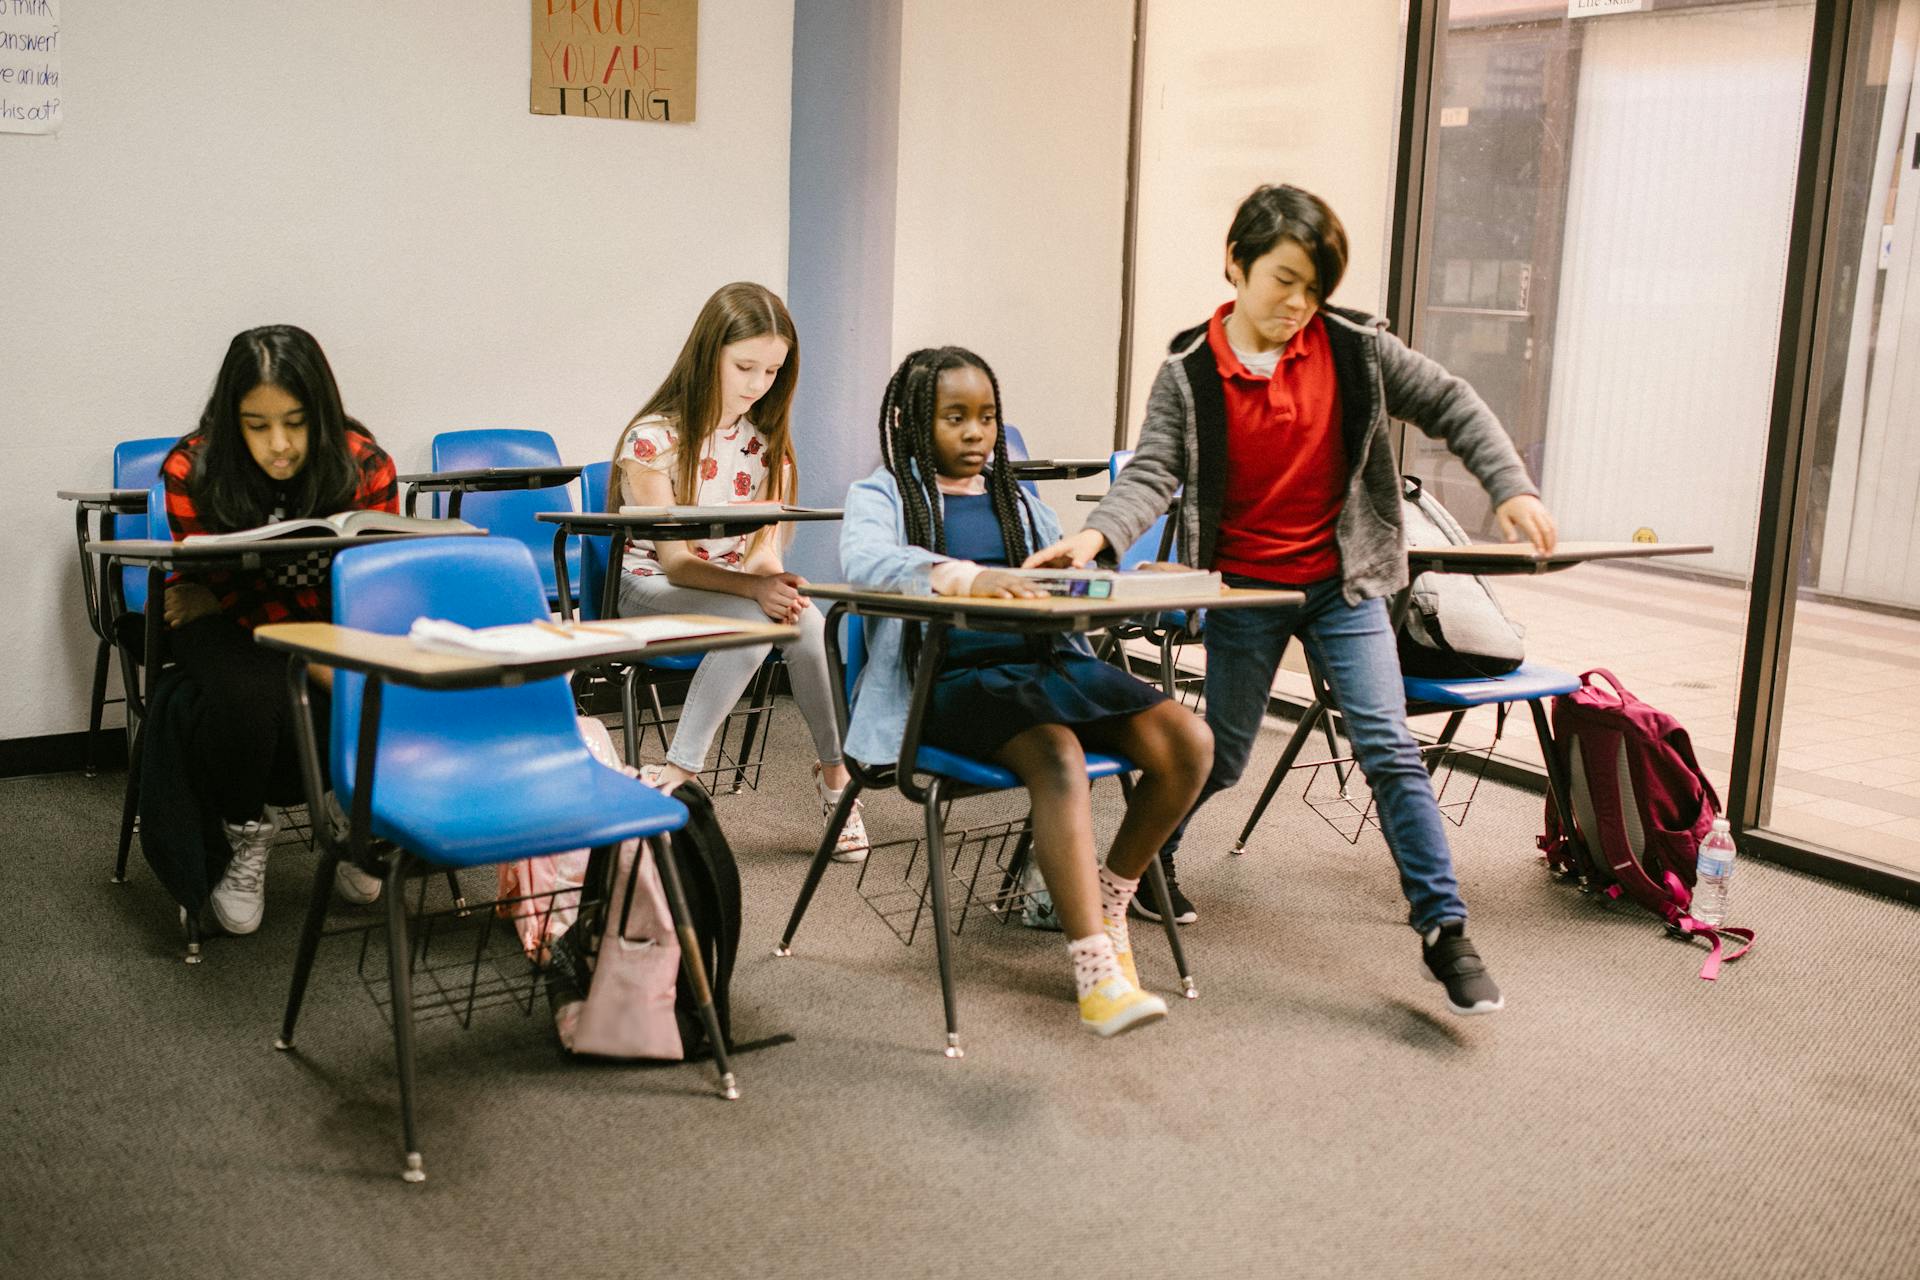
[530,0,698,124]
[0,0,60,135]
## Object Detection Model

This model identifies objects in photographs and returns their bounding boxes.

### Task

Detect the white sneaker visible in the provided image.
[334,859,383,905]
[210,813,277,934]
[321,792,384,904]
[815,765,869,864]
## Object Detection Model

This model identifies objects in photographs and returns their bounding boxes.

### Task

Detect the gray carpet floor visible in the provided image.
[2,708,1917,1280]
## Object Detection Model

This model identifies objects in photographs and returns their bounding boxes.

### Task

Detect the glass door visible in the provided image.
[1404,0,1817,786]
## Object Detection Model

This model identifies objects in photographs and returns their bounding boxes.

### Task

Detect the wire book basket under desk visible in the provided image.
[331,873,581,1031]
[855,812,1039,946]
[1298,724,1497,845]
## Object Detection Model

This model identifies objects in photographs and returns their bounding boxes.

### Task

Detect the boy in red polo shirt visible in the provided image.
[1030,185,1556,1015]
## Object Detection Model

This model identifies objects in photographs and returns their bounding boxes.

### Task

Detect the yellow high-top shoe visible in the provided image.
[1077,975,1167,1038]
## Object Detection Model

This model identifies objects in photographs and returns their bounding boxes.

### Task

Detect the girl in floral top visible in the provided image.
[610,282,867,859]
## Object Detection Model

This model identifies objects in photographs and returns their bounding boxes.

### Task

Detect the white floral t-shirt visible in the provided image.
[615,414,774,576]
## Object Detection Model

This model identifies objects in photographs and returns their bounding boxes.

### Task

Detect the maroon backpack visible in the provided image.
[1538,669,1754,980]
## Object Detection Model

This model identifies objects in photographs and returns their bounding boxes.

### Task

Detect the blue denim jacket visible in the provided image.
[839,466,1093,767]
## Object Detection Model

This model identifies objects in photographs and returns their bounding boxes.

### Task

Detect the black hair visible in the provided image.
[1225,183,1349,300]
[877,346,1033,562]
[189,324,366,531]
[876,347,1036,672]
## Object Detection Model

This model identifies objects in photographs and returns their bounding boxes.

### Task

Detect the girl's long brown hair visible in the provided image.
[611,282,801,523]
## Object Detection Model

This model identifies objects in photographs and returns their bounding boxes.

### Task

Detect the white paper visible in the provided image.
[1568,0,1645,18]
[407,615,736,660]
[0,0,60,135]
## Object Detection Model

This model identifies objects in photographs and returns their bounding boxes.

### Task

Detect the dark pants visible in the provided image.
[168,615,315,824]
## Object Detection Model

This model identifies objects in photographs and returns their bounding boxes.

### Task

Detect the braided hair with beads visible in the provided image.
[877,346,1035,563]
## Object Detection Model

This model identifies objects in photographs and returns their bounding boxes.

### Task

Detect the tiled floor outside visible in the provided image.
[1141,560,1920,879]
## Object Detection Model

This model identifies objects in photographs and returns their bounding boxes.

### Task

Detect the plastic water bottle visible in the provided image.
[1693,819,1737,925]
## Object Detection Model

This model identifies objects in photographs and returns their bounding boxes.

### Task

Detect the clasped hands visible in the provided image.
[752,571,811,624]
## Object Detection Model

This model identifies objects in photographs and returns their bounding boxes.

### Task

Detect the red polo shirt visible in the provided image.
[1209,302,1345,584]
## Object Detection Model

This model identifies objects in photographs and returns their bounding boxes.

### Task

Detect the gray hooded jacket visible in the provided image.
[1084,305,1539,604]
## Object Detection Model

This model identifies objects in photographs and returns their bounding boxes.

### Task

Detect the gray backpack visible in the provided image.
[1397,476,1526,679]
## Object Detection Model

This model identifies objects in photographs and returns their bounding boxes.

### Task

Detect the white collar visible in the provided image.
[933,472,987,496]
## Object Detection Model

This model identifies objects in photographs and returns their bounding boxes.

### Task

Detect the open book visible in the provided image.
[1000,566,1223,602]
[182,510,478,544]
[406,615,740,661]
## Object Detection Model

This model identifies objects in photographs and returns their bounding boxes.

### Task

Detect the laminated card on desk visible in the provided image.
[183,511,479,545]
[407,615,739,661]
[1001,566,1223,602]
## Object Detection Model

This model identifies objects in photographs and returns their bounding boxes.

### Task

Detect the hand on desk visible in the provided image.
[1022,528,1108,570]
[1495,494,1559,554]
[751,571,812,624]
[968,569,1047,599]
[163,582,221,629]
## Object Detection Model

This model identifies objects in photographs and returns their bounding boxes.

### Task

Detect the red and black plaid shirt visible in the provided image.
[163,429,398,630]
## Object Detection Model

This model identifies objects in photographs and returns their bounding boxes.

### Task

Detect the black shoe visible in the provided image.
[1422,923,1504,1015]
[1129,858,1197,925]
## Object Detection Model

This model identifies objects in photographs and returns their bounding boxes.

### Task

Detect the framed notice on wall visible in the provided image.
[530,0,697,124]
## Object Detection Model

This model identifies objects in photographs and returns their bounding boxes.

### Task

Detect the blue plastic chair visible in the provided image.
[114,438,174,609]
[576,459,616,622]
[271,536,735,1182]
[775,608,1195,1058]
[999,424,1039,496]
[1095,450,1207,705]
[427,429,581,606]
[573,460,781,791]
[73,438,173,777]
[1229,657,1582,854]
[107,479,177,887]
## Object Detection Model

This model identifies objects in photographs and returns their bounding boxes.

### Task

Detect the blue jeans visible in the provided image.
[1166,575,1467,934]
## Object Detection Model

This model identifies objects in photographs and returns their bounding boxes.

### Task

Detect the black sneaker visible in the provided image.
[1422,923,1504,1015]
[1128,857,1197,925]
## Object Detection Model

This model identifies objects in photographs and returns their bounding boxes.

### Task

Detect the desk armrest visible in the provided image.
[804,584,1302,633]
[255,619,796,689]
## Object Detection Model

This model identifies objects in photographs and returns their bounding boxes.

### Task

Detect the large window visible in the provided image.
[1406,0,1817,789]
[1767,0,1920,877]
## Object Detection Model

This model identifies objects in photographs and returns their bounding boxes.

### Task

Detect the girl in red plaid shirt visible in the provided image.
[159,325,397,934]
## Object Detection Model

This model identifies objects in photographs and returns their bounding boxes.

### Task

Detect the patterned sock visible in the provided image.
[1097,864,1138,954]
[1068,933,1124,998]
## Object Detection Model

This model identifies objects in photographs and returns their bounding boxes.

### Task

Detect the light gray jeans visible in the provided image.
[616,572,844,775]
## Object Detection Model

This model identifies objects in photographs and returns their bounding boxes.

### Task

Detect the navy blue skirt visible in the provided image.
[923,650,1167,762]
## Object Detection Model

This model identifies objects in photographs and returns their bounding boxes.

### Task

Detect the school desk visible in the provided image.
[59,488,154,773]
[535,506,846,622]
[254,615,796,1175]
[780,581,1305,1041]
[84,529,487,887]
[1007,458,1111,482]
[1228,540,1716,864]
[398,464,584,519]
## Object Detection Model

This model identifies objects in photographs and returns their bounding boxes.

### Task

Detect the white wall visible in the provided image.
[1,1,794,741]
[1124,0,1405,434]
[891,0,1134,494]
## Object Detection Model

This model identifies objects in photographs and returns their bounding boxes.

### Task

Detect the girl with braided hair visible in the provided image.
[840,346,1214,1038]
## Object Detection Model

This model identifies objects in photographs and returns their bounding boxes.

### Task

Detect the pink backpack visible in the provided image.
[498,718,687,1059]
[552,836,687,1059]
[1538,669,1755,980]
